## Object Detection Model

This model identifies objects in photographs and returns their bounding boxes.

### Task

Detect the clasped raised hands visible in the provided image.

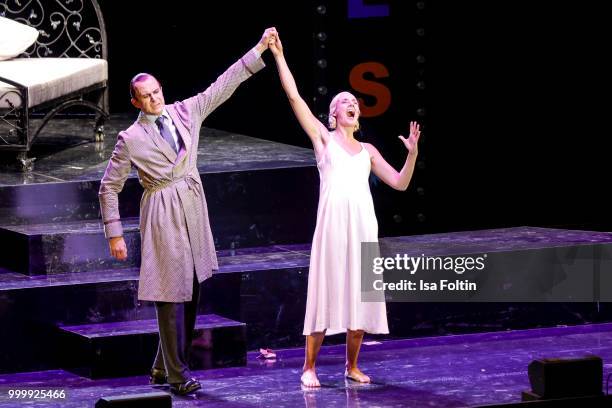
[268,30,283,57]
[256,27,278,53]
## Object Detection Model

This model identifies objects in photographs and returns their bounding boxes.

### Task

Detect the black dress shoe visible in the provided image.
[149,368,167,385]
[170,378,201,396]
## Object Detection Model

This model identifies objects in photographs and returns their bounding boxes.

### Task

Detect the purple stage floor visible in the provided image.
[1,323,611,407]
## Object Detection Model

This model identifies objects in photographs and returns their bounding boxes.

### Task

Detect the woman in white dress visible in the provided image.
[269,33,421,387]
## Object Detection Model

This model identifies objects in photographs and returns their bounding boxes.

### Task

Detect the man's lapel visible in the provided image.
[137,114,177,163]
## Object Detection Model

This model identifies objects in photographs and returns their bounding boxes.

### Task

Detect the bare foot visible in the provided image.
[301,368,321,387]
[345,367,371,383]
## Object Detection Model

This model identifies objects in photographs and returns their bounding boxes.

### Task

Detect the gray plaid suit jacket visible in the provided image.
[99,48,265,302]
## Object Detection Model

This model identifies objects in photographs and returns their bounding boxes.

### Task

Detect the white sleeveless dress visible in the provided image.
[303,131,389,336]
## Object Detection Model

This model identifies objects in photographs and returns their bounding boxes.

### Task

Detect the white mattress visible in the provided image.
[0,58,107,109]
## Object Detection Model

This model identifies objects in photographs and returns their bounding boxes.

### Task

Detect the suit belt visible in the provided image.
[146,175,199,193]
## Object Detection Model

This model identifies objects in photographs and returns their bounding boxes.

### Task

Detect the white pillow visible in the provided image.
[0,16,39,61]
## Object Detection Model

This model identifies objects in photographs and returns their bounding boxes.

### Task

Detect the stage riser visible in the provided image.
[0,280,157,373]
[3,227,612,376]
[0,280,153,326]
[0,227,141,275]
[233,268,309,350]
[57,317,246,379]
[4,275,612,374]
[0,273,252,331]
[0,263,304,374]
[0,267,309,374]
[0,167,318,226]
[0,180,137,226]
[0,263,306,332]
[0,167,319,275]
[226,272,612,351]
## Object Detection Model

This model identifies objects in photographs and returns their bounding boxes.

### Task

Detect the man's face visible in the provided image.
[131,76,165,115]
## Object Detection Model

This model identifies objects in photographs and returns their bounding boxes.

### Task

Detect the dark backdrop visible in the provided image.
[97,0,609,235]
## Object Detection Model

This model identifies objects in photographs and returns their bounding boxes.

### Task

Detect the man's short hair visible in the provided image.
[129,73,160,99]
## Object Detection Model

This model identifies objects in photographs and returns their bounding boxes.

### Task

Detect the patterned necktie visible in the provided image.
[155,116,178,153]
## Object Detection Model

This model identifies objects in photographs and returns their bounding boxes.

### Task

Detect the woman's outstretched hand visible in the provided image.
[398,121,421,156]
[269,31,283,57]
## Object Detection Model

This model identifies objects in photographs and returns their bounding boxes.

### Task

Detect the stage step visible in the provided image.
[57,314,246,379]
[0,244,310,374]
[0,244,310,325]
[0,128,319,228]
[0,207,315,275]
[0,166,319,242]
[0,218,141,275]
[0,132,320,257]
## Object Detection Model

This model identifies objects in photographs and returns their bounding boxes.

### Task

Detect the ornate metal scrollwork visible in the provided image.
[0,0,106,59]
[0,0,108,162]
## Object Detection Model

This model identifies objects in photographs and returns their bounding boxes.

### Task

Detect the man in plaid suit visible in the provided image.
[99,27,277,395]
